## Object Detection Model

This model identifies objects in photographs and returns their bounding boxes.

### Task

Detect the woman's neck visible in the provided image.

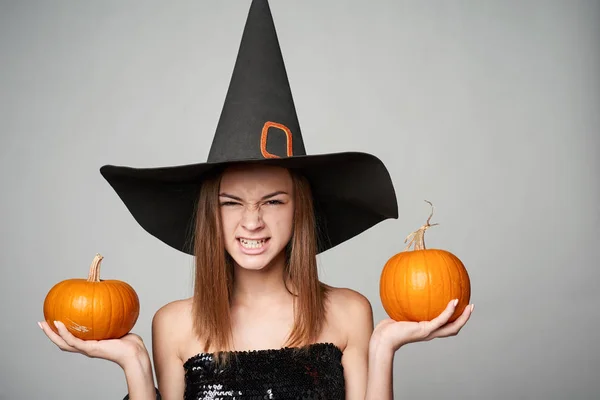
[231,259,293,307]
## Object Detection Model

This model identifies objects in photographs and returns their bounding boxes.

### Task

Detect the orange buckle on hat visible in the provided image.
[260,121,293,158]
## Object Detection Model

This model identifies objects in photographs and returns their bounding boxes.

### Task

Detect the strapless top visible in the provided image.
[182,342,346,400]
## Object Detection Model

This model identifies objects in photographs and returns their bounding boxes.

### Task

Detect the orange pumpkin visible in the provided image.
[380,201,471,323]
[43,254,140,340]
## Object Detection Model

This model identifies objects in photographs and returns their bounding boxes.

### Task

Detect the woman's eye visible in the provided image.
[220,201,240,206]
[265,200,283,205]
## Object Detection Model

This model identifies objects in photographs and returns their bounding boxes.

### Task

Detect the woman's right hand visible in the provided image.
[38,320,149,370]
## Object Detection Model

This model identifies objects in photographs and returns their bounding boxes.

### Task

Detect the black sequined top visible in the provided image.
[182,342,346,400]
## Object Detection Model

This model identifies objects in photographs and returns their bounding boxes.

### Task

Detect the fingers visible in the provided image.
[56,321,99,356]
[423,299,461,333]
[39,321,78,353]
[39,320,98,357]
[426,303,474,341]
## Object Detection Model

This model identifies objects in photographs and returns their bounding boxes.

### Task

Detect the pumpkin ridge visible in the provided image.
[437,250,447,318]
[419,250,436,321]
[398,257,406,321]
[110,280,120,338]
[117,280,127,337]
[98,280,106,340]
[392,257,398,320]
[443,250,467,321]
[92,279,97,340]
[425,251,432,322]
[111,281,118,338]
[402,255,410,320]
[382,255,393,319]
[115,282,122,338]
[448,252,460,314]
[127,282,138,333]
[396,256,405,320]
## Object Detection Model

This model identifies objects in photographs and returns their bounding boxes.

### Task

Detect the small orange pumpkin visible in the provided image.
[380,201,471,323]
[43,254,140,340]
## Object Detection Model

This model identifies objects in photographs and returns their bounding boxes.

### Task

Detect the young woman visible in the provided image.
[40,164,472,400]
[39,1,473,399]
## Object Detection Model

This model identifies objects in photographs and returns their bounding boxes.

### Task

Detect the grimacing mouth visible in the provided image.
[237,237,270,248]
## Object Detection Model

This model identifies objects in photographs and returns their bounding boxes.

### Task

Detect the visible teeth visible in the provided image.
[239,239,266,249]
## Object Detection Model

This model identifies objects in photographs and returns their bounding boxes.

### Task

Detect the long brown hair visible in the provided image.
[190,165,329,356]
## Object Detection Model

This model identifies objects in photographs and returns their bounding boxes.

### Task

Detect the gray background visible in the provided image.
[1,0,599,399]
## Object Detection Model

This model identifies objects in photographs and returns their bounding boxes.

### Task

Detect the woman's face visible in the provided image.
[218,164,294,271]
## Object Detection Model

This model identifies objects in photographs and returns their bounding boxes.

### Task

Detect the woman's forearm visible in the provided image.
[365,339,395,400]
[122,352,157,400]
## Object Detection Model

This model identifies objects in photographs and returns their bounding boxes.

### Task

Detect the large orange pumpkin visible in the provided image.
[380,201,471,323]
[43,254,140,340]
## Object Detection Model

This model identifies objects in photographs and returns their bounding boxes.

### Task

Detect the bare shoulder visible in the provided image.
[153,297,193,324]
[152,298,194,360]
[151,298,194,396]
[324,286,374,347]
[326,286,373,318]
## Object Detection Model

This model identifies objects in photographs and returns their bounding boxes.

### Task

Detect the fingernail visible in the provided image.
[53,321,59,328]
[470,304,474,312]
[37,322,42,329]
[453,299,459,307]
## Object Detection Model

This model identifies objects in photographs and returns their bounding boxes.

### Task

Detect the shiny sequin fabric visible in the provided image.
[183,342,345,400]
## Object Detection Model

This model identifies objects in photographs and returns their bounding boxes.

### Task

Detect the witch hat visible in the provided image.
[100,0,398,255]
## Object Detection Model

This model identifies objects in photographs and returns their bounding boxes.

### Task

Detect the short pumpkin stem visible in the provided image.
[404,200,439,251]
[87,253,104,282]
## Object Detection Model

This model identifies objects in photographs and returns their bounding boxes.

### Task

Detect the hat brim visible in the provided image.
[99,152,398,255]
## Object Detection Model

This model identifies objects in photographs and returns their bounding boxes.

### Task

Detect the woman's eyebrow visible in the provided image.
[218,191,288,201]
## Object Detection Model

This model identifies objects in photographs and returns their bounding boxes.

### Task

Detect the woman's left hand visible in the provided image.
[371,299,474,352]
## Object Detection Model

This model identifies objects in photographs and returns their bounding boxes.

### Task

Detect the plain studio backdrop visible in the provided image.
[1,0,598,399]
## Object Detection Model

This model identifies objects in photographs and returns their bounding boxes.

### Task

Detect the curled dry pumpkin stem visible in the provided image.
[87,253,104,282]
[404,200,439,251]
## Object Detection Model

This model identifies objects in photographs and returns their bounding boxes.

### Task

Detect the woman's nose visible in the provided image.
[241,205,264,231]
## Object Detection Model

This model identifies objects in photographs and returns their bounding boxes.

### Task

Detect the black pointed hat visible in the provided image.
[100,0,398,255]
